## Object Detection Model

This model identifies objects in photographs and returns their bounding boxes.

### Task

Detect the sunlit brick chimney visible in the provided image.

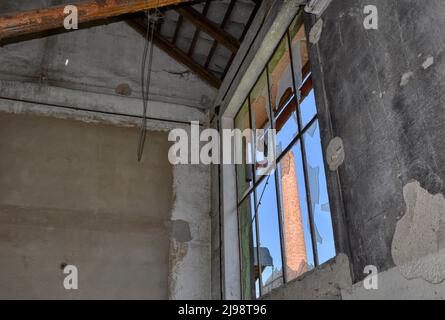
[280,150,308,280]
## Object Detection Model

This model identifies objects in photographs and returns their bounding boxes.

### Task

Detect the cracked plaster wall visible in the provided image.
[308,0,445,285]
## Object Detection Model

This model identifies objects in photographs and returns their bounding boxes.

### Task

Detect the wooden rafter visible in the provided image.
[175,6,240,53]
[0,0,260,88]
[187,1,211,57]
[127,17,222,88]
[172,14,183,45]
[222,0,261,78]
[0,0,192,41]
[204,0,236,69]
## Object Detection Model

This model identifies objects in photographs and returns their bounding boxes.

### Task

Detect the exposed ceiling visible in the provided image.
[145,0,261,87]
[0,0,262,111]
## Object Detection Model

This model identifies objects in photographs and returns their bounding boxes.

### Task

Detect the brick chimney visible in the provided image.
[280,150,308,280]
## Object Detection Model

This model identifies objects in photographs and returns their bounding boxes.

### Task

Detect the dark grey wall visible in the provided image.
[307,0,445,282]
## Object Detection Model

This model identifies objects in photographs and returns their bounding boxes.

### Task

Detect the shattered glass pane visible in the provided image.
[274,98,299,158]
[250,71,273,178]
[268,35,295,115]
[235,100,254,200]
[300,90,318,128]
[255,172,283,295]
[289,15,309,95]
[277,142,315,281]
[304,121,336,264]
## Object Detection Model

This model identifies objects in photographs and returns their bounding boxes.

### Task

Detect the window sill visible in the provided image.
[259,254,352,300]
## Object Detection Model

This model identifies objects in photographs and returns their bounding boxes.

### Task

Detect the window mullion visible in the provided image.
[287,29,320,267]
[266,65,288,285]
[249,92,263,298]
[253,188,263,298]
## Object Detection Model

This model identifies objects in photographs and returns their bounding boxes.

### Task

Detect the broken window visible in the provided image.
[235,10,336,299]
[235,100,254,200]
[250,71,273,178]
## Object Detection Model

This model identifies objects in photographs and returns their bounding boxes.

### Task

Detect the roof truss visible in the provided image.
[0,0,261,88]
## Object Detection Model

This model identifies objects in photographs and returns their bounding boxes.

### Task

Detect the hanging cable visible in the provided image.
[137,1,163,162]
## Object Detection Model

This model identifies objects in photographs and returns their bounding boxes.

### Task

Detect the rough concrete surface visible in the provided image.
[309,18,323,44]
[309,0,445,282]
[342,248,445,300]
[392,181,445,267]
[262,254,352,300]
[0,112,173,299]
[169,163,211,300]
[0,6,217,110]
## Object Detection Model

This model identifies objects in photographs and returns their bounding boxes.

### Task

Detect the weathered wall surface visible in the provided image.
[308,0,445,283]
[168,163,211,300]
[167,123,212,300]
[0,111,213,299]
[342,248,445,300]
[262,254,352,300]
[0,1,216,110]
[0,112,173,299]
[0,0,214,299]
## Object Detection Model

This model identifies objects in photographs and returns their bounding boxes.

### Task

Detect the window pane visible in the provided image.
[277,142,315,281]
[256,172,283,295]
[275,98,299,157]
[289,14,309,95]
[235,100,254,200]
[303,121,336,264]
[300,89,317,128]
[250,71,273,178]
[239,193,256,299]
[249,195,261,299]
[268,35,295,116]
[268,35,299,157]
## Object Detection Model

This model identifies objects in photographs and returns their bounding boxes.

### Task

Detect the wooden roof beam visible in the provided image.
[0,0,193,41]
[175,6,240,53]
[127,17,221,89]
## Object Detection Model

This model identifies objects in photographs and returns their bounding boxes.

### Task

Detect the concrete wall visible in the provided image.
[0,111,212,300]
[0,1,217,110]
[342,248,445,300]
[0,112,173,299]
[307,0,445,286]
[0,1,214,299]
[262,254,352,300]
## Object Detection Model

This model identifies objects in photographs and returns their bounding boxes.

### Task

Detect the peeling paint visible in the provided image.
[399,248,445,284]
[309,18,323,44]
[168,240,189,298]
[305,0,332,17]
[343,249,445,299]
[326,137,345,171]
[422,56,434,70]
[400,71,414,86]
[392,181,445,267]
[171,219,192,243]
[168,163,211,299]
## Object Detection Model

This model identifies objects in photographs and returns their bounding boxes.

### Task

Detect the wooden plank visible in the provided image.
[220,0,259,79]
[175,6,240,52]
[172,14,183,44]
[127,18,221,88]
[0,0,192,41]
[187,1,211,57]
[204,0,236,69]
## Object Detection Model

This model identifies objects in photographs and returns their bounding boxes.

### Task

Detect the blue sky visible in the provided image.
[254,89,336,289]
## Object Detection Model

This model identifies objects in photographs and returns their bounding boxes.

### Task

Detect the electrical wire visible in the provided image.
[137,1,162,162]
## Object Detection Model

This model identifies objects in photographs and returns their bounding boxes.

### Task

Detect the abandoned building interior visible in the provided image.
[0,0,444,300]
